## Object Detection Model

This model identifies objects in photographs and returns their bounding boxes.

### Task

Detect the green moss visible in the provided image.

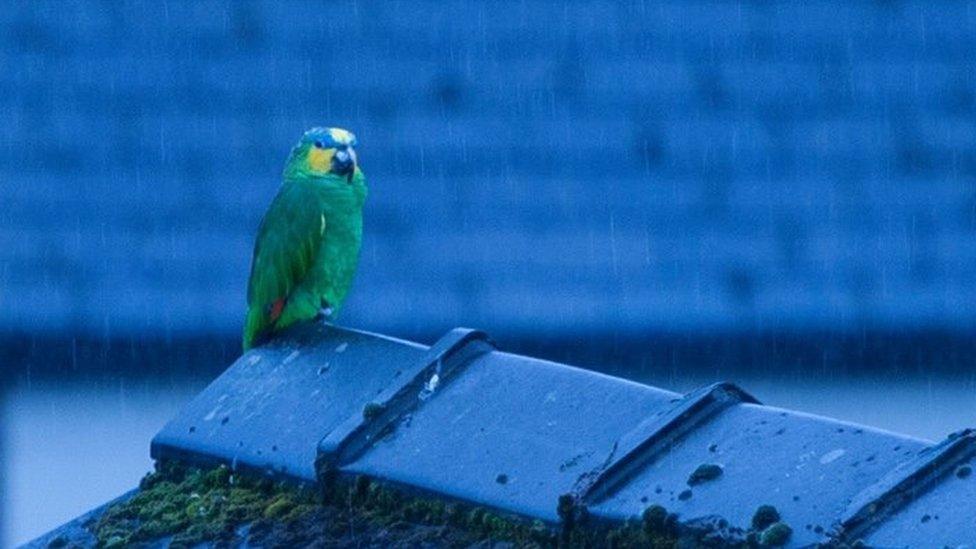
[595,519,679,549]
[91,462,684,548]
[327,475,561,545]
[92,461,317,548]
[642,504,678,538]
[328,476,682,548]
[759,522,792,546]
[687,463,724,486]
[751,504,781,530]
[262,494,295,520]
[95,461,546,547]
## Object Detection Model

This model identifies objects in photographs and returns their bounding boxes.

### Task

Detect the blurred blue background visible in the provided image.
[2,1,976,545]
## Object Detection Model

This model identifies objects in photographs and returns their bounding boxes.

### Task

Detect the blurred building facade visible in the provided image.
[2,1,975,342]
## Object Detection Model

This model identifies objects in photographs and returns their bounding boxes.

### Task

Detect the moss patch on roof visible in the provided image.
[88,461,680,547]
[88,460,795,548]
[92,461,317,547]
[687,463,724,486]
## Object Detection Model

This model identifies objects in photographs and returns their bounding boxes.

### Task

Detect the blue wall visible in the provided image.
[2,1,975,339]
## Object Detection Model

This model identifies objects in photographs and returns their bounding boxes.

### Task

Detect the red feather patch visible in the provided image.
[268,298,286,323]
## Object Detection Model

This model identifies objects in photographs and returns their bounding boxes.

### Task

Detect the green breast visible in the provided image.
[305,171,367,314]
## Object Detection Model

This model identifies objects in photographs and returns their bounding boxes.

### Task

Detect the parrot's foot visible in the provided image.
[314,310,335,329]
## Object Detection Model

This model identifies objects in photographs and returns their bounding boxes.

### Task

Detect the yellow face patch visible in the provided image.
[307,147,335,173]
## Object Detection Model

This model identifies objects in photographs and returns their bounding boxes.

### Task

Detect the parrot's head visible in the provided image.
[284,127,359,181]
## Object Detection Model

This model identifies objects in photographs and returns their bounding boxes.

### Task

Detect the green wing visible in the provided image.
[243,182,324,350]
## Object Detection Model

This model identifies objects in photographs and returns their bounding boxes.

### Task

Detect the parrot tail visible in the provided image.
[242,306,268,351]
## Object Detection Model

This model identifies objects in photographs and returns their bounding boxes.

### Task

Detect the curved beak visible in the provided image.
[333,146,357,176]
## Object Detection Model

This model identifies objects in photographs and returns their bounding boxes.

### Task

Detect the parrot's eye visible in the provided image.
[313,140,325,149]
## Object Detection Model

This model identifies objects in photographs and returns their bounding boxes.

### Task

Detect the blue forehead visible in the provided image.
[302,127,357,148]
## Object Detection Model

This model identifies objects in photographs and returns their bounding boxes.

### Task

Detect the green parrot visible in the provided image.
[242,127,367,350]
